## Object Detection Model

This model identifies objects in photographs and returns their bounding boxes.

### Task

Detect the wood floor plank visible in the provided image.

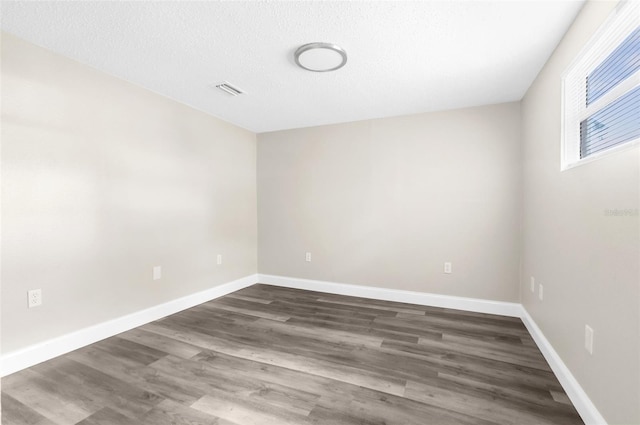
[1,284,584,425]
[2,368,97,424]
[140,399,239,425]
[148,354,320,416]
[331,386,501,425]
[90,335,169,366]
[315,297,428,315]
[143,321,408,397]
[436,371,557,406]
[251,317,385,348]
[74,407,134,425]
[30,356,164,420]
[0,393,58,425]
[192,347,429,416]
[416,336,551,371]
[202,302,291,322]
[191,393,306,425]
[66,342,206,405]
[115,327,204,359]
[404,379,579,425]
[376,341,564,394]
[375,313,530,339]
[225,293,274,304]
[286,315,422,343]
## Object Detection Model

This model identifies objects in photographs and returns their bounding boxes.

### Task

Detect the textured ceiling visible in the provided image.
[0,1,584,133]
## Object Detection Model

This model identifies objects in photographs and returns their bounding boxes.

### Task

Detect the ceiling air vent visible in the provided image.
[214,82,245,96]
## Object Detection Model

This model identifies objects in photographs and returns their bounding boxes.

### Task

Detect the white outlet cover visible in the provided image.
[530,277,535,292]
[444,262,452,274]
[28,289,42,308]
[538,284,544,301]
[585,325,594,354]
[305,252,311,262]
[217,254,222,265]
[153,266,162,280]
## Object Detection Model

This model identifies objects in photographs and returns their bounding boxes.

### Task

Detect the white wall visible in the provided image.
[258,103,521,302]
[520,1,639,423]
[1,33,257,354]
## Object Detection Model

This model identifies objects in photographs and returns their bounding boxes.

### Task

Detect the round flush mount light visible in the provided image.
[294,42,347,72]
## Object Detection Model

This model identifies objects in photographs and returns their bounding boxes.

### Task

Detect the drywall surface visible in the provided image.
[258,103,521,302]
[1,33,257,354]
[520,1,640,423]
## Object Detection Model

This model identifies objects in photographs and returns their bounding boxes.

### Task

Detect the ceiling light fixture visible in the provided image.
[294,42,347,72]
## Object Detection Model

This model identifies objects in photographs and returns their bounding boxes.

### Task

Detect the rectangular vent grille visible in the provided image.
[215,82,244,96]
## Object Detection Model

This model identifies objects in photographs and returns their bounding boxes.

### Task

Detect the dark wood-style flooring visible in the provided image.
[2,284,584,425]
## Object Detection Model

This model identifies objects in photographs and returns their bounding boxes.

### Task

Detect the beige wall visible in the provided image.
[258,103,521,302]
[520,2,639,424]
[1,33,257,354]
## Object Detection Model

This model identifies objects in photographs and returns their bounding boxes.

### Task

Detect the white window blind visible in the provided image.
[562,1,640,169]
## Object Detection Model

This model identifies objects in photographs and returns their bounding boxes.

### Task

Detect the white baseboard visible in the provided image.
[258,273,522,317]
[0,274,258,377]
[520,308,606,425]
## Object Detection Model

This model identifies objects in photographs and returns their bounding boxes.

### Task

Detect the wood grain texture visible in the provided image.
[1,284,584,424]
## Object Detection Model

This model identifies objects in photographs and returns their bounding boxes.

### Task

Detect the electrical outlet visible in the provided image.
[305,252,311,262]
[538,284,544,301]
[585,325,594,354]
[530,277,535,292]
[28,289,42,308]
[153,266,162,280]
[217,254,222,265]
[444,262,452,274]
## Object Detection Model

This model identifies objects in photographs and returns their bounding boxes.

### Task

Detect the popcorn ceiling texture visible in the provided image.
[0,1,583,133]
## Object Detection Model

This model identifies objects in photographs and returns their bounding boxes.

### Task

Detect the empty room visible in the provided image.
[1,1,638,424]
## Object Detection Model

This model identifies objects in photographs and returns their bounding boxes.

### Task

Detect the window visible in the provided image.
[562,1,640,169]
